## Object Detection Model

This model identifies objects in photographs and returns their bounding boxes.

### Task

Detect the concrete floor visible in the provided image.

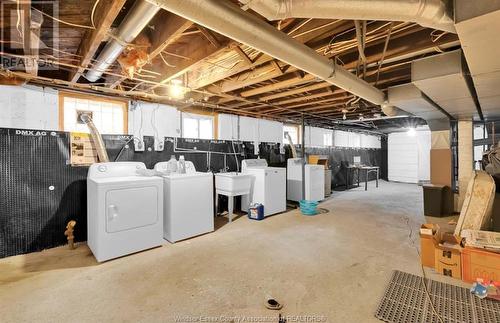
[0,181,465,322]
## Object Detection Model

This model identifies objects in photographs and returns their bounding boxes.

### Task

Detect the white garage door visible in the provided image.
[388,130,431,183]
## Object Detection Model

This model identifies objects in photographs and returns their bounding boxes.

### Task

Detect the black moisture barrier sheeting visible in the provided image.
[0,127,383,258]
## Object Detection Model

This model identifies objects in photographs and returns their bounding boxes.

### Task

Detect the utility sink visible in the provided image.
[215,172,252,196]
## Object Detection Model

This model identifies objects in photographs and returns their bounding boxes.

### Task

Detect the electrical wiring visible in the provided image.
[31,0,100,30]
[401,214,445,323]
[151,104,160,145]
[375,23,394,86]
[159,52,176,68]
[16,0,22,38]
[431,29,448,43]
[114,136,138,161]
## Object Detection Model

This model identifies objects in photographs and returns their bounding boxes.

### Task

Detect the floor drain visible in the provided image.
[265,298,283,310]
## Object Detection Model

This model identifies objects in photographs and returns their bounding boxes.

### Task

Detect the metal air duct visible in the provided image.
[84,0,161,82]
[455,0,500,120]
[388,83,451,131]
[411,49,481,120]
[80,113,110,162]
[239,0,455,33]
[146,0,386,106]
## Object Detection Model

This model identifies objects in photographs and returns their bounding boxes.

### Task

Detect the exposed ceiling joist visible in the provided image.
[68,0,127,83]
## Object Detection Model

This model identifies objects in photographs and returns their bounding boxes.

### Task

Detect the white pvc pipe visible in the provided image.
[147,0,386,105]
[240,0,455,33]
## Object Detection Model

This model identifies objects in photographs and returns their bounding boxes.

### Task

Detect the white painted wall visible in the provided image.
[0,85,58,130]
[334,130,381,149]
[0,85,381,149]
[239,116,259,142]
[238,116,283,144]
[259,119,283,143]
[388,129,431,183]
[128,101,181,139]
[218,113,239,140]
[304,126,333,147]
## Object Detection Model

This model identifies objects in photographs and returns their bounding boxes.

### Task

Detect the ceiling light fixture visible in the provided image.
[407,127,416,137]
[169,79,185,99]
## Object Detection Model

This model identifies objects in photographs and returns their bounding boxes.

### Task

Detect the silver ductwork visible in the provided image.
[455,0,500,120]
[411,49,480,119]
[239,0,455,33]
[80,113,110,162]
[388,83,450,131]
[84,0,161,82]
[147,0,386,105]
[381,103,412,117]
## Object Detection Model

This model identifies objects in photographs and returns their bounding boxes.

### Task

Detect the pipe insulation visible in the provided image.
[146,0,386,106]
[239,0,455,33]
[84,0,161,82]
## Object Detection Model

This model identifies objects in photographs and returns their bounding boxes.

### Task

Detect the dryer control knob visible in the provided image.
[98,165,107,172]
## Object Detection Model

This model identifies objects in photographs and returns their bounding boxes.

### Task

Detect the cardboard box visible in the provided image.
[420,224,440,268]
[462,247,500,283]
[430,149,452,187]
[435,243,462,279]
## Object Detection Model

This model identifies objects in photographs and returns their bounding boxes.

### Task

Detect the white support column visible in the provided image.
[457,120,474,210]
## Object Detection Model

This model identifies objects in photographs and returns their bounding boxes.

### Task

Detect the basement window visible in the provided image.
[283,125,299,145]
[181,113,214,139]
[60,93,128,134]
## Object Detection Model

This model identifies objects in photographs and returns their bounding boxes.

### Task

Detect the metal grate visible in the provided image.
[375,270,500,323]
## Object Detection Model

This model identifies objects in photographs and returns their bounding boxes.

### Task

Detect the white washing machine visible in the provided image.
[241,159,286,217]
[154,161,214,242]
[287,158,325,202]
[87,162,163,262]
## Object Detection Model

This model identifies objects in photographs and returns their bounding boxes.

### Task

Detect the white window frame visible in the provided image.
[283,124,300,145]
[59,92,128,134]
[181,112,215,139]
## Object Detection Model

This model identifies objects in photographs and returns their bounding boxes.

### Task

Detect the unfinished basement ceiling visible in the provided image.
[1,0,489,131]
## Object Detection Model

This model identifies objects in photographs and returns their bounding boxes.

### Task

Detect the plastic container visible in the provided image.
[248,203,264,221]
[299,200,319,216]
[167,155,178,173]
[178,155,186,174]
[423,184,445,217]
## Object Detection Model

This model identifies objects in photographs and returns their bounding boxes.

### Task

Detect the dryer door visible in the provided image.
[105,186,159,233]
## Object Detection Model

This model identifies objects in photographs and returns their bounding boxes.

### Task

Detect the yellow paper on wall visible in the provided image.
[70,132,98,166]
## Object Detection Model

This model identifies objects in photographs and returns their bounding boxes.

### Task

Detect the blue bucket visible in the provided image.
[299,200,319,216]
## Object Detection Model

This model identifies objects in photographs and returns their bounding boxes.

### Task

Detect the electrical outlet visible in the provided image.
[154,138,164,151]
[134,138,145,152]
